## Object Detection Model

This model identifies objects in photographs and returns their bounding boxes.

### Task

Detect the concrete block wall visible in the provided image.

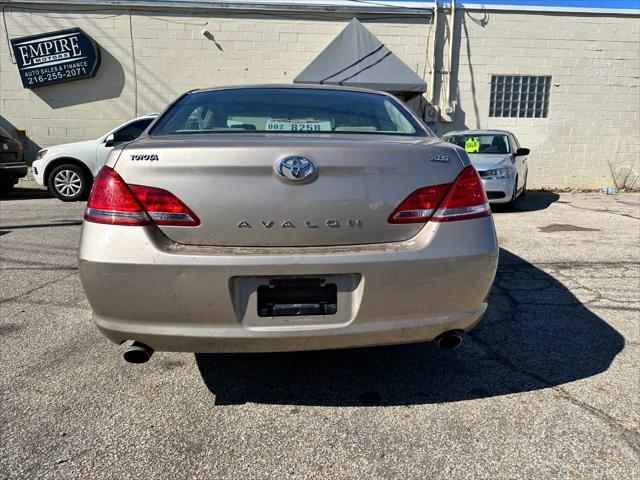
[0,6,430,155]
[0,3,638,189]
[439,10,640,189]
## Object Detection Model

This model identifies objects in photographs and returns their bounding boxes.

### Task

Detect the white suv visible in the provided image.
[32,114,157,201]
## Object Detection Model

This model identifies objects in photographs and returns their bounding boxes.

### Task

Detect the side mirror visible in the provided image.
[104,133,115,147]
[516,147,530,156]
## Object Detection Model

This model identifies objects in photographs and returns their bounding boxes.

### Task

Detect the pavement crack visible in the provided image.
[0,272,77,305]
[475,258,639,456]
[0,220,83,230]
[558,202,640,220]
[0,267,78,271]
[0,256,78,270]
[470,333,640,455]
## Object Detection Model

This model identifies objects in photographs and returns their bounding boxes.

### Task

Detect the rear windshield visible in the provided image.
[0,127,12,139]
[444,134,511,154]
[150,88,426,137]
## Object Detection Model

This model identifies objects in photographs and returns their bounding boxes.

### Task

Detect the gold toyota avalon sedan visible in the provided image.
[78,85,498,363]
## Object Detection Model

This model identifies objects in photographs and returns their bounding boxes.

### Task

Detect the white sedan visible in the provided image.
[441,129,529,210]
[32,114,157,201]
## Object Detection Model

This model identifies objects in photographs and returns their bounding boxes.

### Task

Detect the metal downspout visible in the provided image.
[430,0,440,105]
[448,0,456,105]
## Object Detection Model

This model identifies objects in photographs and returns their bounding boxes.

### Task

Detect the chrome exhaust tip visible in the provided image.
[435,330,464,350]
[123,341,154,364]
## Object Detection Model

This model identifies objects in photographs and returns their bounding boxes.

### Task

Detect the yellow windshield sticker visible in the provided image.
[465,137,480,153]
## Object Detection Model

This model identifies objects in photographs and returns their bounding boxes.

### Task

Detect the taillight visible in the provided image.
[388,184,450,223]
[432,166,490,222]
[84,167,200,227]
[388,165,490,224]
[85,167,151,225]
[129,185,200,226]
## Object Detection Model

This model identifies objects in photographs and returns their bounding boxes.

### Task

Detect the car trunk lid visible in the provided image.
[114,134,464,247]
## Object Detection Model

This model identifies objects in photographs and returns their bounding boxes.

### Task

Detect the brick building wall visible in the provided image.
[0,3,638,188]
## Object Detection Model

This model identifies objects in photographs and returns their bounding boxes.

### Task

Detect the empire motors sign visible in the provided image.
[10,28,101,89]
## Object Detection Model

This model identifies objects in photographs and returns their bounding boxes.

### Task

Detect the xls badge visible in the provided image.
[431,154,450,163]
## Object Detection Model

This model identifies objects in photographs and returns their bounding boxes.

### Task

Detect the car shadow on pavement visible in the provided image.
[493,190,560,213]
[195,248,624,406]
[0,187,52,201]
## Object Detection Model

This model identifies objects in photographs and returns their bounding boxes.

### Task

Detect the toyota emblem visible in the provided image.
[276,156,316,182]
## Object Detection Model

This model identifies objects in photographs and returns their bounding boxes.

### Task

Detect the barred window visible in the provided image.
[490,75,551,118]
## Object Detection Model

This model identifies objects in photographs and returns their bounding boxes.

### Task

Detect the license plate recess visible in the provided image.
[257,278,337,317]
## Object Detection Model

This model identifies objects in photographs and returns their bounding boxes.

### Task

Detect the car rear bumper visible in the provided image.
[79,218,499,353]
[0,162,28,180]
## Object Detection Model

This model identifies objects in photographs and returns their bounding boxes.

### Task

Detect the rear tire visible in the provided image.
[49,164,91,202]
[0,180,13,197]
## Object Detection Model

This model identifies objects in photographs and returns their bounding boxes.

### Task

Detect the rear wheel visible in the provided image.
[0,180,14,197]
[49,164,91,202]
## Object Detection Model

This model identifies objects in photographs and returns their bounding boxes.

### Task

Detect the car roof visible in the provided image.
[442,129,512,136]
[189,84,394,97]
[123,113,157,123]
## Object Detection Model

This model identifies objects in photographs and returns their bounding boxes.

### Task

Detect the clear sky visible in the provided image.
[399,0,639,9]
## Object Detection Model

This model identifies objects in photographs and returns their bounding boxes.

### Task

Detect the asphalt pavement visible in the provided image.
[1,187,638,479]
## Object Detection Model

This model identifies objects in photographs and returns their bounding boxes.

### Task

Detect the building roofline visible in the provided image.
[3,1,638,16]
[0,0,433,16]
[459,2,639,16]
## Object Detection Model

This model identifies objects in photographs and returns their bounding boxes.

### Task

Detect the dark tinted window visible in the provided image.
[151,88,426,136]
[113,118,154,142]
[0,127,12,139]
